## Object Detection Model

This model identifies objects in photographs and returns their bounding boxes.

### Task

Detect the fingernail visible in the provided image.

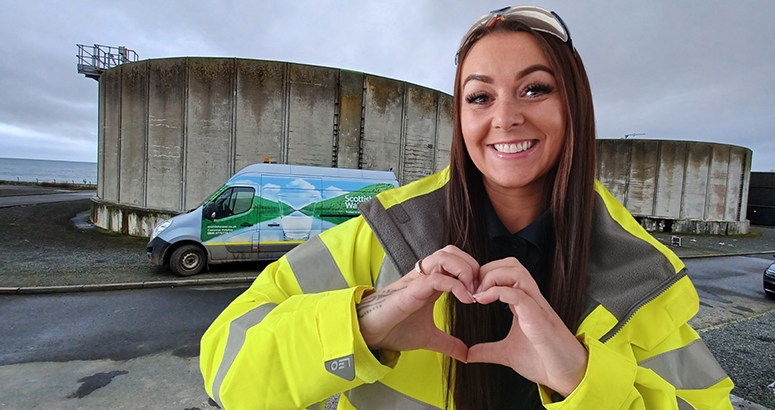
[473,292,483,299]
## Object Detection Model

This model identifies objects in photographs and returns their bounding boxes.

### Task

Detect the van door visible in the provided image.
[201,186,257,262]
[257,176,322,259]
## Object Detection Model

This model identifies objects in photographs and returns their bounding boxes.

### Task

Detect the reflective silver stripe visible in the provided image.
[638,339,728,390]
[286,235,349,293]
[375,258,401,290]
[212,303,278,408]
[677,397,697,410]
[346,381,441,410]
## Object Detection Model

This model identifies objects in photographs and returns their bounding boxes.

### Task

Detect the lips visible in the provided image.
[492,140,535,154]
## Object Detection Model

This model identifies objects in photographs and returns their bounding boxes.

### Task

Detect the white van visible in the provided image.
[146,163,398,276]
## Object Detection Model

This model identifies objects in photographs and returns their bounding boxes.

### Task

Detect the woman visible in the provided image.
[201,6,734,409]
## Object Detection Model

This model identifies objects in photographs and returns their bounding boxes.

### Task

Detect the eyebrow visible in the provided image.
[462,64,554,87]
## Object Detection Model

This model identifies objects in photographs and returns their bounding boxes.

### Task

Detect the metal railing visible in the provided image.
[76,44,138,79]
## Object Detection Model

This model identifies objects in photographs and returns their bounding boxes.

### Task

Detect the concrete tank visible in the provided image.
[92,57,453,236]
[596,139,752,235]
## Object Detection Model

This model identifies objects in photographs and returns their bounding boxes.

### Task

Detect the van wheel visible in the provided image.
[170,245,206,276]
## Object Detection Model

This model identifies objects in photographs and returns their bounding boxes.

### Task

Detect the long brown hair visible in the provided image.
[446,19,596,410]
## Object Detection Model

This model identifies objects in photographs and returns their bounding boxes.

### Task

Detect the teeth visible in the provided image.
[494,143,515,153]
[494,141,533,153]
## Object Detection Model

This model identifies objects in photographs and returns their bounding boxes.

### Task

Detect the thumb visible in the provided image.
[424,327,469,363]
[467,340,508,366]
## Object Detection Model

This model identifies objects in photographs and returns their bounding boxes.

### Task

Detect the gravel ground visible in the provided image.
[652,227,775,258]
[0,199,266,287]
[0,199,156,286]
[702,314,775,408]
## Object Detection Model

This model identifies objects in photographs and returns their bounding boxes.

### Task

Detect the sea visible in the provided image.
[0,157,98,185]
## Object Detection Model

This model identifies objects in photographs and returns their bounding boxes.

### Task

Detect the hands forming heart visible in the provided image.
[356,245,588,397]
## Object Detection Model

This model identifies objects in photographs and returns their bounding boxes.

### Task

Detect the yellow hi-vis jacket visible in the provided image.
[200,168,734,410]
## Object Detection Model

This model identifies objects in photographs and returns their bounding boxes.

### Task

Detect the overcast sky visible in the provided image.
[1,1,773,171]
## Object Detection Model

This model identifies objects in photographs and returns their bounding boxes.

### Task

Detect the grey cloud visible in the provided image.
[0,0,773,171]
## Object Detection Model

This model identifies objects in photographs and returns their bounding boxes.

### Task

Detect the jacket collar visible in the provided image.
[358,169,687,336]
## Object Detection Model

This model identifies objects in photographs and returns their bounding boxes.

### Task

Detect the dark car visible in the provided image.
[765,259,775,298]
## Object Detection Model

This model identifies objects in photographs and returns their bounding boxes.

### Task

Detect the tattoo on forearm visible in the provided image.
[357,306,380,318]
[357,286,406,318]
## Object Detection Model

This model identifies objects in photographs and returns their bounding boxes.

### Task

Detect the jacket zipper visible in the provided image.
[600,269,688,344]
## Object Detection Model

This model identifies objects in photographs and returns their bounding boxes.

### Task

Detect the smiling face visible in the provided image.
[460,31,566,197]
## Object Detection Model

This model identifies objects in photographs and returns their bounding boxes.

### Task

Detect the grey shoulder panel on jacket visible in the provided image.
[586,194,682,323]
[358,185,449,276]
[359,182,684,328]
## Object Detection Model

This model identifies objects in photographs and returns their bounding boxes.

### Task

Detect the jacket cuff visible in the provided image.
[314,286,396,384]
[539,334,638,409]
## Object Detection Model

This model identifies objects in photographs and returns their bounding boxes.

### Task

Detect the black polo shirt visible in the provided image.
[483,198,558,406]
[484,197,555,294]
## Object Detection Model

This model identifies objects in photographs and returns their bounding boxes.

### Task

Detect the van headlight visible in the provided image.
[151,220,172,240]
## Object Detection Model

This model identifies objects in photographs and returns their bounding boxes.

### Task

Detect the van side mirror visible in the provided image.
[203,202,217,220]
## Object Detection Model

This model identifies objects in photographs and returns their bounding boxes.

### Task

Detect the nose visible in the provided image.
[492,97,524,131]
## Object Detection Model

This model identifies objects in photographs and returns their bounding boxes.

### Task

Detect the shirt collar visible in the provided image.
[484,195,554,252]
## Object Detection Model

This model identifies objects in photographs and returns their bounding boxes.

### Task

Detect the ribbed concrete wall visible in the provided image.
[597,139,752,234]
[97,57,453,214]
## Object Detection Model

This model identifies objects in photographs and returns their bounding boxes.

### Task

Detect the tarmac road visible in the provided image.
[685,254,775,330]
[0,286,245,410]
[0,286,246,366]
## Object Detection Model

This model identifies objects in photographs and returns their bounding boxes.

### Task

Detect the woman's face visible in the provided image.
[459,31,566,195]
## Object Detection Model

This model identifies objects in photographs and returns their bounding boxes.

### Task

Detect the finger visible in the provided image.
[478,260,529,288]
[436,257,477,295]
[424,327,469,363]
[472,287,546,328]
[440,244,480,273]
[477,259,551,311]
[423,249,479,293]
[467,340,508,366]
[473,285,526,306]
[480,256,524,273]
[409,274,475,304]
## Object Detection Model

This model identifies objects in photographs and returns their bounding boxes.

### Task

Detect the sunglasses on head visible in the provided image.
[456,5,575,64]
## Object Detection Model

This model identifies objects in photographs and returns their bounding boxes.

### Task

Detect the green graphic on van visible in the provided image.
[256,196,294,221]
[200,177,393,242]
[303,183,394,223]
